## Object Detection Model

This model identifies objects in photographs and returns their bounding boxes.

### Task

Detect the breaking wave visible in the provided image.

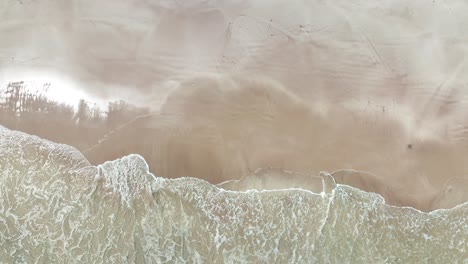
[1,125,467,263]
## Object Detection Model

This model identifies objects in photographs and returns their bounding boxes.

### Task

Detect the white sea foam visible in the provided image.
[1,126,467,263]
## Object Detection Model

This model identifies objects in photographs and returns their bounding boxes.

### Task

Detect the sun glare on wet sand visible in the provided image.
[0,69,103,108]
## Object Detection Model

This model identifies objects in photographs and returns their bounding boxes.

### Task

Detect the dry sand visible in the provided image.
[1,0,468,211]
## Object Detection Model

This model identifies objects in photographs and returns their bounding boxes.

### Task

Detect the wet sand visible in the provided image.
[83,75,468,211]
[2,0,468,211]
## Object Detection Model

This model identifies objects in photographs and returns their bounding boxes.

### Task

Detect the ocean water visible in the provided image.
[2,0,468,262]
[1,125,467,263]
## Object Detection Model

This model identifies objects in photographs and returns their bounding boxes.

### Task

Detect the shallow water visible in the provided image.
[2,0,468,262]
[1,126,467,263]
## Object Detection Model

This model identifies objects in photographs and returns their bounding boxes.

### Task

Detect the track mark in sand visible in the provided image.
[82,112,160,155]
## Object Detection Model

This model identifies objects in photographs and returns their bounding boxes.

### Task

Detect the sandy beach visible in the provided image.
[1,0,468,211]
